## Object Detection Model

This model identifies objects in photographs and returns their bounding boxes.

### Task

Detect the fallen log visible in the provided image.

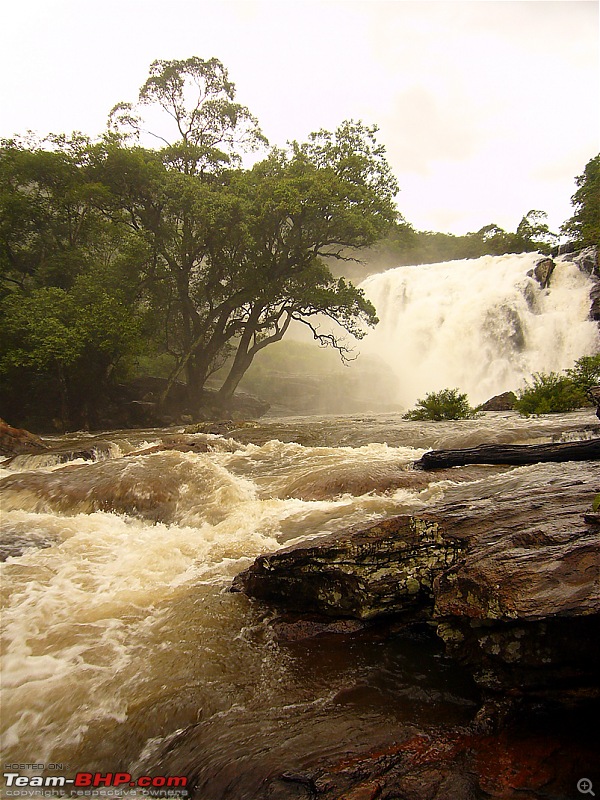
[414,437,600,469]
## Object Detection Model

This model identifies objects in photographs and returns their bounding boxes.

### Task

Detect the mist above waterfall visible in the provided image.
[359,252,599,409]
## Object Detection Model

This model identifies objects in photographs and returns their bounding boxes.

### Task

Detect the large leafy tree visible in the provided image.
[101,58,398,408]
[561,154,600,248]
[211,124,397,401]
[1,56,400,426]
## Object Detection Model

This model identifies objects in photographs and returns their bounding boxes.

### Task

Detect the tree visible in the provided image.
[108,56,267,174]
[101,58,398,408]
[403,388,478,421]
[0,277,140,428]
[0,134,105,294]
[0,137,144,428]
[511,209,557,253]
[514,372,587,416]
[561,154,600,248]
[210,123,397,401]
[1,56,401,426]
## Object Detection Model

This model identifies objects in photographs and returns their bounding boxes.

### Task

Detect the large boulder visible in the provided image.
[478,391,516,411]
[0,419,47,456]
[232,515,466,619]
[533,257,555,289]
[233,460,600,700]
[589,282,600,321]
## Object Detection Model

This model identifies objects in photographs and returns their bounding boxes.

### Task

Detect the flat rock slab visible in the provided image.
[234,461,599,622]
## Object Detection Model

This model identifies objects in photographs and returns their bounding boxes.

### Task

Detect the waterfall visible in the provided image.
[359,252,599,408]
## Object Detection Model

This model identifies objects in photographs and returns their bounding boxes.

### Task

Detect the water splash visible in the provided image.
[360,252,599,407]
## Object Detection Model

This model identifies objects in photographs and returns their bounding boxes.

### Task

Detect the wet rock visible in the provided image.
[568,245,599,278]
[233,460,600,701]
[2,442,114,469]
[0,419,47,456]
[281,465,496,502]
[285,712,600,800]
[282,464,431,501]
[184,420,260,436]
[0,531,56,561]
[268,613,370,642]
[0,450,209,522]
[232,515,466,619]
[478,391,517,411]
[533,257,555,289]
[130,436,210,456]
[429,463,600,698]
[590,281,600,321]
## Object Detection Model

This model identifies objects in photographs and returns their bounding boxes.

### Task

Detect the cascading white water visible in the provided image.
[360,252,599,408]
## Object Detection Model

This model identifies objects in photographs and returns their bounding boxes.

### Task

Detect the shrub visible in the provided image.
[565,353,600,394]
[514,372,588,416]
[403,388,478,421]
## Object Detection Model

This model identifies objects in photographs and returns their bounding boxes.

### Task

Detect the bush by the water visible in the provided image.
[565,353,600,394]
[514,354,600,415]
[403,388,479,421]
[514,373,587,415]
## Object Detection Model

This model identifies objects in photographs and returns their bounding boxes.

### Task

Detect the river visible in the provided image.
[1,409,598,798]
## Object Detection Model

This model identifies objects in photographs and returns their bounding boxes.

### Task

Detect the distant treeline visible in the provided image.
[358,152,599,270]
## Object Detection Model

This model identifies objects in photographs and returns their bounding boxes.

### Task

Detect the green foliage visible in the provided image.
[362,210,557,269]
[561,154,600,248]
[565,353,600,393]
[514,354,600,416]
[514,372,588,416]
[403,388,479,421]
[108,56,267,173]
[0,56,399,426]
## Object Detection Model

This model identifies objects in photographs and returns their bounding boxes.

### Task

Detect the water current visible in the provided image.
[1,409,598,798]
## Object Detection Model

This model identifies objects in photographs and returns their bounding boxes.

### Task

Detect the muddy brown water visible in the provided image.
[1,410,598,797]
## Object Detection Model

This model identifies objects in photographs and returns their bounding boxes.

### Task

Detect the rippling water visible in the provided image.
[1,410,598,797]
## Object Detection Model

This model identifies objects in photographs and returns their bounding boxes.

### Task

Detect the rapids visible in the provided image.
[360,252,598,407]
[1,409,598,798]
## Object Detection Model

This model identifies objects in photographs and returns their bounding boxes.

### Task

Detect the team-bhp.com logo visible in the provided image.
[3,771,188,796]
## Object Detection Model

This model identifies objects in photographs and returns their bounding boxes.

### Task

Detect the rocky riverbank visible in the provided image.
[233,459,600,700]
[231,452,600,798]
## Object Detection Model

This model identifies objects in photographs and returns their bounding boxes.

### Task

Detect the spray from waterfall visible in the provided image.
[359,252,599,408]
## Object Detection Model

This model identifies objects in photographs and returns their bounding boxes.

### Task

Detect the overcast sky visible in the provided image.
[2,0,598,236]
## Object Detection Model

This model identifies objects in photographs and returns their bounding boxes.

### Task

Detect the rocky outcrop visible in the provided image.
[569,245,599,279]
[233,516,466,619]
[478,391,516,411]
[533,257,555,289]
[261,714,599,800]
[590,281,600,321]
[565,245,600,327]
[233,460,600,701]
[428,465,600,698]
[0,419,48,456]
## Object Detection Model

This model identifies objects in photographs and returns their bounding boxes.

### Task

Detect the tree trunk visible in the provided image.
[217,308,261,403]
[413,439,600,470]
[56,363,70,432]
